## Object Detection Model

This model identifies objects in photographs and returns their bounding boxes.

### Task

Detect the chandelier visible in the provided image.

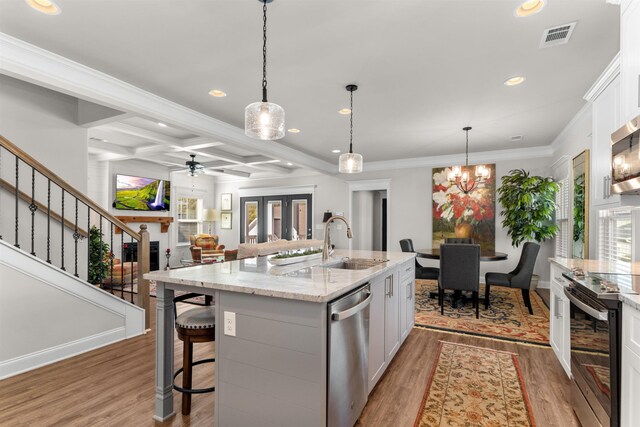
[447,126,490,193]
[338,84,363,173]
[186,154,205,177]
[245,0,285,140]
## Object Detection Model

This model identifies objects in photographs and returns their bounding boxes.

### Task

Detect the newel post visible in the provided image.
[138,224,151,329]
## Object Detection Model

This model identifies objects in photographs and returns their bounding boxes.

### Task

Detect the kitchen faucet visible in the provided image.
[322,215,353,262]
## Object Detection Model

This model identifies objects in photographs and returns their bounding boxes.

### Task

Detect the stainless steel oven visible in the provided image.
[563,273,627,427]
[611,114,640,195]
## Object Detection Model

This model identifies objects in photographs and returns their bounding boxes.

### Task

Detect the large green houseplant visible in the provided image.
[498,169,559,247]
[88,225,111,285]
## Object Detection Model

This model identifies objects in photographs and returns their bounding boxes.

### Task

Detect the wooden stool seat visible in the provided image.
[173,306,215,415]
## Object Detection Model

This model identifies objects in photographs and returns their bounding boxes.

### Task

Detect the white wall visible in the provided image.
[352,191,375,250]
[0,75,89,277]
[214,172,349,250]
[214,156,556,282]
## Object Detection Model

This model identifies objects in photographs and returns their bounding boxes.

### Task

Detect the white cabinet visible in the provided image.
[399,260,415,342]
[549,263,571,377]
[621,303,640,427]
[590,71,621,207]
[620,0,640,123]
[384,271,400,362]
[368,274,387,392]
[367,263,414,394]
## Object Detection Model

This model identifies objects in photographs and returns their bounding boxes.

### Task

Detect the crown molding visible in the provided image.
[0,33,336,175]
[362,145,553,172]
[550,103,592,153]
[583,51,620,102]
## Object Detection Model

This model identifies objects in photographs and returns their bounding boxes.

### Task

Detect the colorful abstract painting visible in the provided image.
[432,164,496,251]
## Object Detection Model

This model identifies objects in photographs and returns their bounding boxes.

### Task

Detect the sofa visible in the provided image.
[102,258,138,285]
[189,234,225,262]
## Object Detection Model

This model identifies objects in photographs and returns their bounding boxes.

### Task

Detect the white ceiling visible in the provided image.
[0,0,620,170]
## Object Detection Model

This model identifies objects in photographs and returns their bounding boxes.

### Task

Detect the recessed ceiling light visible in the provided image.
[332,149,341,153]
[209,89,227,97]
[287,162,293,166]
[157,122,167,127]
[515,0,545,17]
[504,76,526,86]
[287,128,301,133]
[338,108,351,115]
[25,0,61,15]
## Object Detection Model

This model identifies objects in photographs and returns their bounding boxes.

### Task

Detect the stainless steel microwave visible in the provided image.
[611,114,640,195]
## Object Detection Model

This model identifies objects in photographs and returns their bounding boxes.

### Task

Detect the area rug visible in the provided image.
[414,341,535,427]
[415,280,550,345]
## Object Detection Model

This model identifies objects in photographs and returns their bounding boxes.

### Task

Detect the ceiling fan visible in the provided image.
[185,154,205,176]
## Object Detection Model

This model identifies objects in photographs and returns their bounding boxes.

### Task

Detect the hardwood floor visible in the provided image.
[0,298,578,426]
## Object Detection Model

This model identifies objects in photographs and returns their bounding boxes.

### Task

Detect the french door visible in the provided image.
[240,194,312,243]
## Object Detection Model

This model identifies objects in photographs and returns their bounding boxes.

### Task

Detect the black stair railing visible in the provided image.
[0,135,151,329]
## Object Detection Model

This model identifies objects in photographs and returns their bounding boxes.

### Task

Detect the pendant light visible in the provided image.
[447,127,490,193]
[245,0,285,141]
[186,154,205,177]
[338,84,363,174]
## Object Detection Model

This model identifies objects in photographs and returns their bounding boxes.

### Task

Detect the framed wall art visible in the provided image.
[220,212,232,230]
[220,193,232,211]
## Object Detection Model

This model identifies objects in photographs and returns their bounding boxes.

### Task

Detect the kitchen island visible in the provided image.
[145,249,416,426]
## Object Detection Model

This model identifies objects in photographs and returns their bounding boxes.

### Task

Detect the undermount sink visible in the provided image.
[322,258,388,270]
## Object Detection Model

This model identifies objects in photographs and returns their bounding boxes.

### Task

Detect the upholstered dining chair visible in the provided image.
[399,239,439,281]
[445,237,475,244]
[484,242,540,315]
[439,243,481,318]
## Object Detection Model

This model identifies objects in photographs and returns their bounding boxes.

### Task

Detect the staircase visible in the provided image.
[0,135,149,379]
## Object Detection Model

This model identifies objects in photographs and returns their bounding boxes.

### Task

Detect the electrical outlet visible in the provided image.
[224,311,236,337]
[336,224,343,230]
[315,223,324,230]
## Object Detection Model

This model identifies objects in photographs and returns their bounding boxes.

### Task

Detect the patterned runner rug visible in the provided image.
[415,280,550,345]
[414,341,535,427]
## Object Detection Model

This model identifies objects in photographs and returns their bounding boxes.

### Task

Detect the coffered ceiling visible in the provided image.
[0,0,620,175]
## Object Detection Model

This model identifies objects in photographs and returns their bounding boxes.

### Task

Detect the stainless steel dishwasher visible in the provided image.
[327,283,371,427]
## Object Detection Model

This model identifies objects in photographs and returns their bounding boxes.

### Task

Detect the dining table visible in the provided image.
[415,247,508,306]
[415,248,508,262]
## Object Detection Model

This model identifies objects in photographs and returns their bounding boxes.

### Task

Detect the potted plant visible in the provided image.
[497,169,559,290]
[88,225,111,285]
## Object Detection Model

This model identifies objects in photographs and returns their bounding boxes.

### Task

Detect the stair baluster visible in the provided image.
[29,168,37,255]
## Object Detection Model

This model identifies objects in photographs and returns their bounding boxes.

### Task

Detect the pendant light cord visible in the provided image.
[262,0,268,102]
[465,128,469,167]
[349,89,354,153]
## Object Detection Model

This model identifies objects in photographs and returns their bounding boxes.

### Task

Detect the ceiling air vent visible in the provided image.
[540,22,577,48]
[510,135,523,142]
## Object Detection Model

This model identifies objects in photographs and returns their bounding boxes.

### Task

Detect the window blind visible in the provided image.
[555,176,570,258]
[177,197,203,245]
[598,209,632,273]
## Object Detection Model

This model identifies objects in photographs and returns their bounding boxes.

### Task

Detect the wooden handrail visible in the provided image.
[0,135,141,240]
[0,178,89,238]
[2,135,151,329]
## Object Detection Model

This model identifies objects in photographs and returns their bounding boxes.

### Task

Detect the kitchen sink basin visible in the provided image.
[322,258,388,270]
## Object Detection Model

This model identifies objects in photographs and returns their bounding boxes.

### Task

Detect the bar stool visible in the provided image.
[173,293,216,415]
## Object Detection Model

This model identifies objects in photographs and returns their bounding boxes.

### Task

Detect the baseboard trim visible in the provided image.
[0,327,129,380]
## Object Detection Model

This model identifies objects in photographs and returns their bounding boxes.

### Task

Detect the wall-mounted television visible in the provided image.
[115,174,170,211]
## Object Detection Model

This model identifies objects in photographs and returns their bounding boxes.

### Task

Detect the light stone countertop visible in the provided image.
[145,249,415,303]
[549,257,640,311]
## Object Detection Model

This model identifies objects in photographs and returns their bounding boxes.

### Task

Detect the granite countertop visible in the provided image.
[549,257,640,311]
[145,249,415,303]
